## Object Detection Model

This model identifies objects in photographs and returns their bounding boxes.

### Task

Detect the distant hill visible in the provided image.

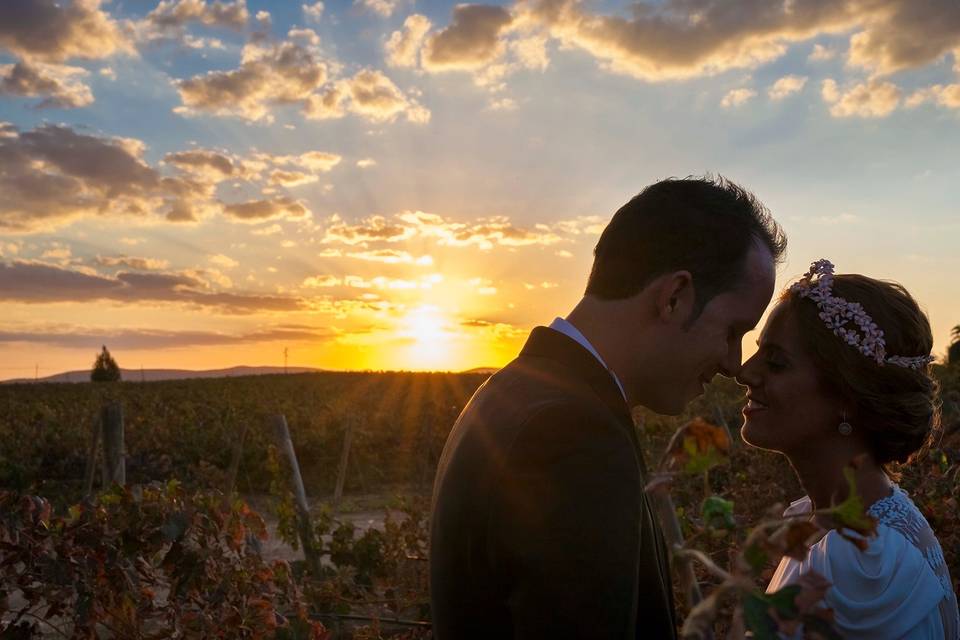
[1,366,325,384]
[460,367,500,375]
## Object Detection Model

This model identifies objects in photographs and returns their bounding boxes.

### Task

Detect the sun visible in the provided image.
[399,305,456,370]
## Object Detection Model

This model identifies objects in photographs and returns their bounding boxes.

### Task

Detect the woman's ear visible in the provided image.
[655,270,695,323]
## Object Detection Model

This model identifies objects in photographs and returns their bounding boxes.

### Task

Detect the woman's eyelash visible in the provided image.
[766,358,786,371]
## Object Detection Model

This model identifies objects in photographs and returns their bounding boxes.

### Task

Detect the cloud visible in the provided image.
[768,74,807,100]
[323,214,416,244]
[145,0,249,31]
[906,83,960,109]
[808,43,836,62]
[322,248,434,264]
[0,123,165,233]
[163,148,242,182]
[356,158,377,168]
[268,169,318,187]
[93,255,171,270]
[821,77,901,118]
[422,4,514,71]
[386,14,432,67]
[209,253,239,268]
[0,325,332,349]
[846,2,960,75]
[356,0,397,18]
[276,150,342,172]
[302,2,325,23]
[0,0,134,62]
[0,260,305,313]
[175,39,329,122]
[336,68,431,123]
[222,196,311,222]
[512,0,960,81]
[0,61,93,109]
[720,87,756,108]
[175,38,429,124]
[303,275,342,288]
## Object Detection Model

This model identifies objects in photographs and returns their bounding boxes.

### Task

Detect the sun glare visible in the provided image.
[400,305,456,370]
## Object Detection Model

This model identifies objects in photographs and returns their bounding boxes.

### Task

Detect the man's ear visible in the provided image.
[655,271,695,324]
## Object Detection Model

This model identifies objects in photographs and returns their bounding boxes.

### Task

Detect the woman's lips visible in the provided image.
[742,397,768,416]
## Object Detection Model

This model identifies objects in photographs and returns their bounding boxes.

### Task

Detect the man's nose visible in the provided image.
[719,341,743,378]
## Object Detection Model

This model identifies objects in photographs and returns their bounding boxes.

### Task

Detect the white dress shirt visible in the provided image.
[547,317,627,403]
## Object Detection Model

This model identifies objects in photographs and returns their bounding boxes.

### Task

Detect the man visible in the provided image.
[430,177,785,638]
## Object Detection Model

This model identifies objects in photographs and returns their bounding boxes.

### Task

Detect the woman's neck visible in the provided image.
[786,448,892,512]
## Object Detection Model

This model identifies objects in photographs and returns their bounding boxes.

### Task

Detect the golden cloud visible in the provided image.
[768,74,808,100]
[821,77,901,118]
[906,83,960,109]
[386,14,432,67]
[323,214,416,245]
[93,255,171,270]
[175,40,329,121]
[222,197,311,223]
[174,37,428,124]
[0,260,306,313]
[163,148,242,182]
[510,0,958,81]
[0,123,167,233]
[145,0,249,31]
[422,4,514,71]
[0,0,134,62]
[721,87,756,108]
[0,61,93,109]
[356,0,397,18]
[339,68,431,123]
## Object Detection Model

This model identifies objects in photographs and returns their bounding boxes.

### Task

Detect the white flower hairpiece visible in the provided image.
[789,259,935,370]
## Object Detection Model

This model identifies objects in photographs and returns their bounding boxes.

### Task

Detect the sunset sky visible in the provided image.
[1,0,958,378]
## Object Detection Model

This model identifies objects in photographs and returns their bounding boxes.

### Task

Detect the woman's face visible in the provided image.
[737,302,845,455]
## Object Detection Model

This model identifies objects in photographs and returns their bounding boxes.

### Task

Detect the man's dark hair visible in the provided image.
[585,176,786,318]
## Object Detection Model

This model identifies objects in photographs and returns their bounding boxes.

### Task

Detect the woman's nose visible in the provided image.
[735,353,761,388]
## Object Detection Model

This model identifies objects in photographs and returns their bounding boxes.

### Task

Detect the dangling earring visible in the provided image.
[838,411,853,436]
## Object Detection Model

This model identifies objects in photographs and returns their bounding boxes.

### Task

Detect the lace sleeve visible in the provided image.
[868,486,959,640]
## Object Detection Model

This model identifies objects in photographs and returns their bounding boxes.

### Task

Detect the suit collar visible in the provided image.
[520,326,633,430]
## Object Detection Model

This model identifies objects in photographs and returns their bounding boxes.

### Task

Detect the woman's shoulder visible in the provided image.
[800,487,951,638]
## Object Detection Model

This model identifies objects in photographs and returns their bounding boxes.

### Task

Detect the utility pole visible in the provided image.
[141,365,145,383]
[35,364,38,381]
[284,347,288,375]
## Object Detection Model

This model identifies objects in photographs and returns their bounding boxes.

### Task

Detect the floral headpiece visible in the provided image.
[789,259,935,370]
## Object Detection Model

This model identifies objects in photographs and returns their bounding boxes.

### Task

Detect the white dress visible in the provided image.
[766,485,959,639]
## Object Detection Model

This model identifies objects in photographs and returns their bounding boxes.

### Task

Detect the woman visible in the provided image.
[738,259,959,639]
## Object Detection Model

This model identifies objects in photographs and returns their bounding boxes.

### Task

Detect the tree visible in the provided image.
[949,325,960,366]
[91,345,121,382]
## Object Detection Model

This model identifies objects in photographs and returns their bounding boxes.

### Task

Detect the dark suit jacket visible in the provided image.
[430,326,676,639]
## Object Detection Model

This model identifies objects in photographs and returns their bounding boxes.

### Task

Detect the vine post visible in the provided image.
[223,421,249,500]
[269,413,321,574]
[100,401,125,486]
[333,415,355,511]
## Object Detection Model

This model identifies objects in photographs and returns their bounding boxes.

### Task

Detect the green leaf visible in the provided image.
[742,591,779,640]
[765,584,801,618]
[743,542,769,576]
[823,467,878,546]
[701,495,735,530]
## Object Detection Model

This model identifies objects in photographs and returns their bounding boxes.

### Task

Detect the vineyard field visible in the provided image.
[1,365,958,637]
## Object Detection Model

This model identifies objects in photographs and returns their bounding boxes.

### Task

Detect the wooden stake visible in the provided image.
[83,413,101,497]
[100,402,125,486]
[269,414,321,574]
[224,422,249,499]
[333,417,355,511]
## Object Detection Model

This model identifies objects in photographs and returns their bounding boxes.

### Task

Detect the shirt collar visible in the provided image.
[548,317,627,402]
